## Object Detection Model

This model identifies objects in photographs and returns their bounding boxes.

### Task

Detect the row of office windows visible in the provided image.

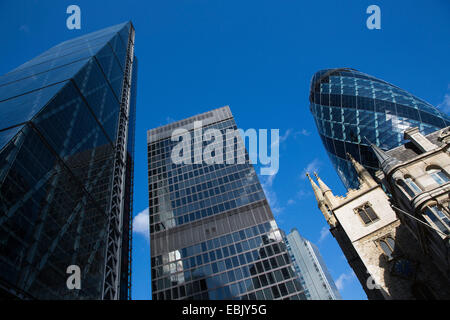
[151,190,265,232]
[148,163,254,203]
[320,81,437,113]
[152,222,275,266]
[311,91,447,126]
[152,234,285,282]
[166,167,257,202]
[148,161,253,198]
[151,183,263,219]
[320,134,380,169]
[147,110,216,138]
[148,119,236,152]
[148,119,238,164]
[151,220,295,295]
[153,273,305,300]
[149,135,245,168]
[149,159,264,228]
[312,71,385,90]
[148,142,247,174]
[152,248,294,295]
[322,75,437,109]
[149,166,259,209]
[312,104,446,145]
[150,181,265,230]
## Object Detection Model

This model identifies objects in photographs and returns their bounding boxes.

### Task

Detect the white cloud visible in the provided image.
[279,129,292,143]
[260,172,284,216]
[269,129,291,154]
[133,208,149,239]
[438,92,450,114]
[294,128,311,137]
[263,171,276,188]
[335,270,356,291]
[19,25,29,33]
[318,226,329,244]
[301,158,321,179]
[286,188,313,206]
[296,189,312,199]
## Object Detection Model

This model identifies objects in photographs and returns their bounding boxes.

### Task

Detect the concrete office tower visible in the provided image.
[147,106,306,300]
[0,22,137,299]
[309,68,450,189]
[284,228,341,300]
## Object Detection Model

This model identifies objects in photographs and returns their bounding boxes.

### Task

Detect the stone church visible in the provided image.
[307,127,450,299]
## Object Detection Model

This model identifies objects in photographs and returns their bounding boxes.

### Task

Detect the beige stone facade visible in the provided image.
[307,127,450,299]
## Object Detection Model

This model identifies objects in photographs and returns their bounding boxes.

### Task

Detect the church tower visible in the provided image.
[307,151,450,299]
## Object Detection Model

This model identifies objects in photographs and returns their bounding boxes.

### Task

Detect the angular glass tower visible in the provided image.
[284,229,341,300]
[309,68,450,189]
[148,106,306,300]
[0,22,137,299]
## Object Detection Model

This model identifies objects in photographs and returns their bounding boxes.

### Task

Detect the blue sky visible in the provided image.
[1,0,449,300]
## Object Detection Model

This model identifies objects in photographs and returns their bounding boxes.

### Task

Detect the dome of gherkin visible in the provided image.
[309,68,450,189]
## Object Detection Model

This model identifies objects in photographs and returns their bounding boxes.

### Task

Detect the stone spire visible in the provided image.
[306,172,337,227]
[313,172,338,208]
[314,172,331,193]
[346,152,377,187]
[306,172,324,204]
[370,144,400,174]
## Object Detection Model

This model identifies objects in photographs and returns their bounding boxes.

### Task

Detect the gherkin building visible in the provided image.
[309,68,450,189]
[0,22,137,299]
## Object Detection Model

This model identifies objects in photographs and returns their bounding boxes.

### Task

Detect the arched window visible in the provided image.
[378,236,395,260]
[405,176,422,193]
[355,203,379,225]
[426,167,450,185]
[423,205,450,236]
[397,179,415,197]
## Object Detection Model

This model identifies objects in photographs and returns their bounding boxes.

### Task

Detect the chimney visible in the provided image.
[404,127,437,153]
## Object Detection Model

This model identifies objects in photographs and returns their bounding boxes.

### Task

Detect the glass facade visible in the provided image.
[310,68,450,189]
[285,229,341,300]
[148,106,306,300]
[0,22,137,299]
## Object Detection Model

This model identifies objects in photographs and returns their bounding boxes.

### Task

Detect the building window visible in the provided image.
[397,179,416,197]
[426,167,449,185]
[423,205,450,236]
[355,203,379,225]
[378,236,395,260]
[405,176,422,193]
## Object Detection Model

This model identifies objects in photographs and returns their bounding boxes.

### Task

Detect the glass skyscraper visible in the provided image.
[148,106,306,300]
[309,68,450,189]
[284,229,341,300]
[0,22,137,299]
